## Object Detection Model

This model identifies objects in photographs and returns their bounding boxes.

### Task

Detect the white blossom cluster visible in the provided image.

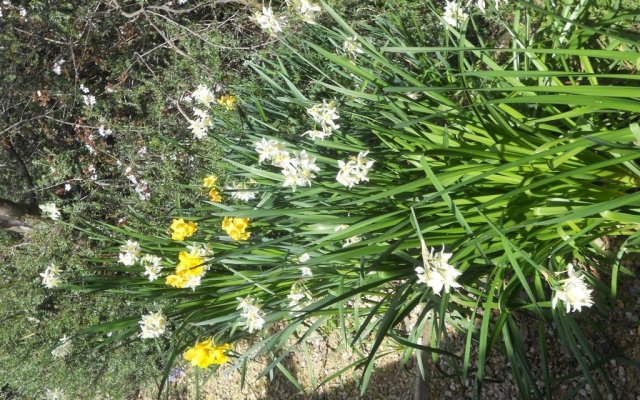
[40,264,62,289]
[253,6,286,35]
[39,202,61,220]
[79,84,96,108]
[304,100,340,140]
[255,138,321,192]
[52,59,65,75]
[551,263,594,313]
[188,85,215,139]
[237,296,266,333]
[124,166,150,201]
[296,0,321,24]
[342,36,364,60]
[228,181,258,202]
[118,240,141,266]
[415,245,462,295]
[287,284,312,315]
[139,311,167,339]
[140,254,162,281]
[443,0,504,27]
[336,150,374,188]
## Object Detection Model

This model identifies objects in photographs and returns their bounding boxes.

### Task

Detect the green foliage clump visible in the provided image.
[0,224,160,399]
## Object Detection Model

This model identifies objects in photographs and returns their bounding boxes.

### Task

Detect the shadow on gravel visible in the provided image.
[261,353,418,400]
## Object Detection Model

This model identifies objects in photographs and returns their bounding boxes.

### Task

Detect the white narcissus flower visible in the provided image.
[254,6,286,35]
[139,311,167,339]
[192,84,214,107]
[229,182,258,202]
[304,100,340,139]
[297,253,311,263]
[443,1,468,27]
[297,0,321,24]
[416,246,462,295]
[255,137,278,163]
[236,297,266,333]
[300,266,313,277]
[281,150,320,192]
[39,202,61,220]
[342,235,363,247]
[140,254,162,281]
[118,240,141,266]
[343,36,364,59]
[40,264,62,289]
[551,263,594,313]
[336,151,374,188]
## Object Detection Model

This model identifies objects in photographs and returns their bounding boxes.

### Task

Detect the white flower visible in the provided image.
[342,235,362,247]
[443,1,468,27]
[256,138,283,163]
[281,150,320,191]
[551,263,594,313]
[237,297,265,332]
[299,266,313,277]
[303,128,332,140]
[139,311,167,339]
[343,36,364,59]
[254,6,286,35]
[415,246,462,295]
[476,0,504,13]
[297,0,321,24]
[334,224,349,231]
[192,84,215,107]
[183,275,202,290]
[64,183,72,192]
[18,6,26,17]
[118,240,140,266]
[236,296,257,313]
[40,264,62,289]
[287,285,312,314]
[243,308,265,332]
[97,125,112,137]
[186,243,214,258]
[52,59,64,75]
[287,291,306,308]
[229,182,258,202]
[306,100,340,133]
[87,164,98,181]
[297,253,311,263]
[188,114,212,140]
[45,388,65,400]
[140,254,162,281]
[336,151,374,188]
[39,203,61,220]
[83,94,96,108]
[51,335,72,359]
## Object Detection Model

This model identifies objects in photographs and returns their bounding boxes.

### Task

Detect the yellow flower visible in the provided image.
[184,339,232,368]
[202,175,218,188]
[216,95,236,111]
[176,251,204,277]
[170,219,197,241]
[222,217,251,241]
[208,188,223,203]
[166,274,188,288]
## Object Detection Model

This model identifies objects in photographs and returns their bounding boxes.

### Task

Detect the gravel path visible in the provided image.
[160,255,640,399]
